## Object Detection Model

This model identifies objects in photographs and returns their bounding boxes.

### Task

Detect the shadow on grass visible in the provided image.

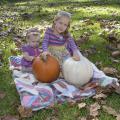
[1,0,120,6]
[11,0,120,24]
[0,0,32,4]
[72,10,120,21]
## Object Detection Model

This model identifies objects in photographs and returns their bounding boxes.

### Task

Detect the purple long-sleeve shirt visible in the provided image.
[21,45,41,67]
[42,27,78,55]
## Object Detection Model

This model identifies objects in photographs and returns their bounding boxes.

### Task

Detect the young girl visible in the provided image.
[42,11,80,65]
[21,27,41,72]
[42,11,119,87]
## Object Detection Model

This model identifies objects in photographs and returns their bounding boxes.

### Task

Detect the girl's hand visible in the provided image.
[72,50,80,61]
[42,51,51,60]
[72,55,80,61]
[42,51,51,57]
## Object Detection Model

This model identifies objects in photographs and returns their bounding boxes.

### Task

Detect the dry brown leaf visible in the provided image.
[111,58,120,63]
[0,115,19,120]
[102,87,114,94]
[117,43,120,49]
[46,116,59,120]
[96,86,112,95]
[111,51,120,58]
[90,110,99,118]
[116,114,120,120]
[115,86,120,95]
[89,103,101,117]
[116,74,120,79]
[80,117,87,120]
[101,67,118,75]
[68,102,76,107]
[0,91,6,99]
[93,93,107,100]
[99,100,107,105]
[102,105,118,116]
[92,118,99,120]
[96,86,104,94]
[18,105,32,118]
[78,103,86,109]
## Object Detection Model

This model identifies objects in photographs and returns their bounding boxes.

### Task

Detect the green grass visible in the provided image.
[0,0,120,119]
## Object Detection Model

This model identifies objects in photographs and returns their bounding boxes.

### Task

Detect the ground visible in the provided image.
[0,0,120,120]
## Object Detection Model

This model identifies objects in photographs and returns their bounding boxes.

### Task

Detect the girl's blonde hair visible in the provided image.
[26,27,40,41]
[52,11,72,38]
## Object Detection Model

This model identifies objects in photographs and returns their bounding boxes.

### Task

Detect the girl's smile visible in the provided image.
[54,16,70,34]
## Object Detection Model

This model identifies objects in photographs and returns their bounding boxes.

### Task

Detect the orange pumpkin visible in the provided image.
[32,55,60,83]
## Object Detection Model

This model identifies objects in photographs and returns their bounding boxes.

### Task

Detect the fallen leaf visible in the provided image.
[89,103,101,117]
[78,103,86,109]
[111,51,120,58]
[110,58,120,63]
[92,118,99,120]
[18,105,32,118]
[0,115,19,120]
[68,101,77,107]
[116,74,120,79]
[0,91,6,99]
[96,85,115,95]
[115,86,120,95]
[90,110,99,118]
[117,43,120,49]
[101,67,118,75]
[116,114,120,120]
[96,86,112,94]
[80,117,87,120]
[93,93,107,100]
[102,105,118,116]
[46,116,59,120]
[99,100,107,105]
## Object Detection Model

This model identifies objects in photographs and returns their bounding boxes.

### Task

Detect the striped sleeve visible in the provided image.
[67,33,78,52]
[42,28,50,51]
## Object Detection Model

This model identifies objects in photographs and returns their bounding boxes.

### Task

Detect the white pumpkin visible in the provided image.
[62,51,93,87]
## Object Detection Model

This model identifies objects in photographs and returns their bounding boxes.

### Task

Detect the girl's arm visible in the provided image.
[42,28,49,52]
[67,34,80,61]
[22,52,34,61]
[21,45,34,61]
[42,28,51,56]
[72,50,80,61]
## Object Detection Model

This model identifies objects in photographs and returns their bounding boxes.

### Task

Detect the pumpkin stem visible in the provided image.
[41,55,47,62]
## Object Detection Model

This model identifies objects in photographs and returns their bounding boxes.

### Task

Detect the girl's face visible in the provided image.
[54,16,70,34]
[27,33,40,48]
